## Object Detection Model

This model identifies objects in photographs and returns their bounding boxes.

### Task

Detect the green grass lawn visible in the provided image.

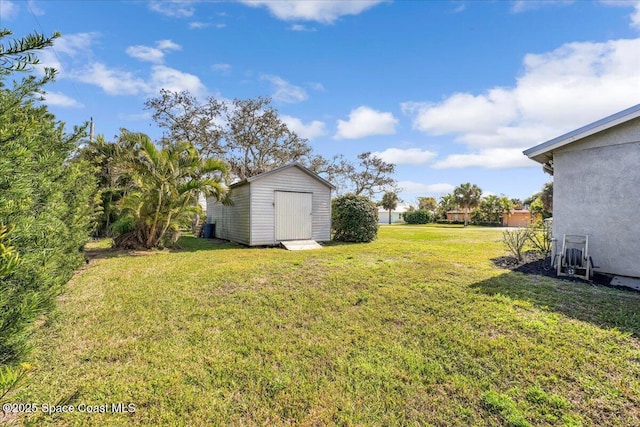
[18,226,640,426]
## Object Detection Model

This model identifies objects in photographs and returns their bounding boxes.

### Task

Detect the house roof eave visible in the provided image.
[523,103,640,164]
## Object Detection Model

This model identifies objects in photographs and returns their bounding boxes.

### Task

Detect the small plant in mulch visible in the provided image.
[492,251,614,287]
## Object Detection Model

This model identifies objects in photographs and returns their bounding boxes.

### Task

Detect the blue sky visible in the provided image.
[2,0,639,203]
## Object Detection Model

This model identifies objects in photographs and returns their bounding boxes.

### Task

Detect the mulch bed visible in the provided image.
[492,251,616,287]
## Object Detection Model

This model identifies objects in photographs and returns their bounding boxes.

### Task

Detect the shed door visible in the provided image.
[275,191,312,241]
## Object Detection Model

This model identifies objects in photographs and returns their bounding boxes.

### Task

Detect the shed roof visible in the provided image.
[229,162,335,190]
[523,104,640,166]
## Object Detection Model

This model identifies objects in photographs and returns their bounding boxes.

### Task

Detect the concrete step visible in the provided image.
[280,240,323,251]
[611,276,640,291]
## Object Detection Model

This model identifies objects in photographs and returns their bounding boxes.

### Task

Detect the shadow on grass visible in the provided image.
[173,236,242,252]
[84,236,240,260]
[471,270,640,338]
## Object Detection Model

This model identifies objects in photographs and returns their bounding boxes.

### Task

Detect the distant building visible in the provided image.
[502,209,533,227]
[378,204,411,224]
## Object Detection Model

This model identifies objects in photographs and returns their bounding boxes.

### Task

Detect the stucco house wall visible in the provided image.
[524,105,640,278]
[502,210,532,227]
[378,204,410,224]
[552,120,640,277]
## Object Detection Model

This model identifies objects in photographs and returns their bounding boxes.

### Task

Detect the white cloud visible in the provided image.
[215,23,227,29]
[307,82,325,91]
[149,65,206,95]
[126,45,165,63]
[189,21,211,29]
[157,39,181,51]
[511,0,572,14]
[281,115,327,139]
[126,40,181,63]
[397,181,455,195]
[0,0,18,19]
[44,91,84,108]
[148,0,195,18]
[371,148,437,165]
[240,0,384,24]
[261,75,308,103]
[600,0,640,30]
[403,37,640,169]
[37,32,98,76]
[290,24,317,32]
[212,63,232,74]
[73,62,205,97]
[31,31,205,98]
[26,0,45,16]
[335,106,398,139]
[433,148,543,169]
[75,63,148,96]
[402,87,518,135]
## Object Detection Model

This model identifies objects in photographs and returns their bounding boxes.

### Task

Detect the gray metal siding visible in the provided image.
[554,139,640,278]
[206,184,251,245]
[250,167,332,245]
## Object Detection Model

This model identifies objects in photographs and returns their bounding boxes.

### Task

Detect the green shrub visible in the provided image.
[0,31,97,364]
[332,194,378,243]
[403,209,432,224]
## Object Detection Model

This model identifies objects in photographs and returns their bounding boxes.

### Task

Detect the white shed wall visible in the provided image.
[553,119,640,277]
[206,184,250,245]
[250,167,332,245]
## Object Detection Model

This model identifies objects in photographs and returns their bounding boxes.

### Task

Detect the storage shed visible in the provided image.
[524,104,640,278]
[206,163,334,246]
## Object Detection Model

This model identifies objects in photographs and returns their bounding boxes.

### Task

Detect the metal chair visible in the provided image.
[557,234,591,280]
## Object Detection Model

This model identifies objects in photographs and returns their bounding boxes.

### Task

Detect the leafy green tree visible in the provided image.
[145,90,397,195]
[526,182,553,221]
[112,131,228,249]
[540,182,553,212]
[437,193,458,220]
[510,198,523,209]
[474,195,513,225]
[1,29,96,364]
[417,197,437,213]
[0,28,59,72]
[380,191,399,224]
[78,135,134,237]
[453,183,483,226]
[146,91,311,180]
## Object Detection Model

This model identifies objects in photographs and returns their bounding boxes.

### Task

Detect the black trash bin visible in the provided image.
[203,223,215,239]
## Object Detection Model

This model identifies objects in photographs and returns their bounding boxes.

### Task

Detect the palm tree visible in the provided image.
[380,191,399,224]
[453,183,482,226]
[114,131,228,248]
